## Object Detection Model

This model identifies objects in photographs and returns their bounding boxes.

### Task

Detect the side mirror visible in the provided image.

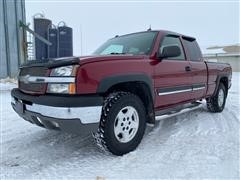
[158,45,181,59]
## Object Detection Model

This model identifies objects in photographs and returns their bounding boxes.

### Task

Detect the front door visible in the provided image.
[154,35,193,109]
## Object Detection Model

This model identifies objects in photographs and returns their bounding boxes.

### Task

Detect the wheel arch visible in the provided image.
[213,74,229,97]
[97,74,155,124]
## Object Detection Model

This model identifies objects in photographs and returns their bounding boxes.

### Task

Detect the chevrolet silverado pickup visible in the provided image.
[11,30,232,155]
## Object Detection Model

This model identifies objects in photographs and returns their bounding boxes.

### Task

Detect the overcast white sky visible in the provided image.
[25,0,239,56]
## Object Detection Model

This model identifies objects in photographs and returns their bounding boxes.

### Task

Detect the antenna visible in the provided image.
[147,25,152,31]
[80,25,83,56]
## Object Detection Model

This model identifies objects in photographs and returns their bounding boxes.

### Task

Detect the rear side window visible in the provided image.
[159,36,185,60]
[183,39,202,61]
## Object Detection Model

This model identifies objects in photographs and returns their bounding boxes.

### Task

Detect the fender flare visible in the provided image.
[97,73,154,100]
[213,74,229,96]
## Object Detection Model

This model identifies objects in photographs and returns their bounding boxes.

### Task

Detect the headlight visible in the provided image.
[50,66,73,76]
[47,84,69,94]
[47,65,78,94]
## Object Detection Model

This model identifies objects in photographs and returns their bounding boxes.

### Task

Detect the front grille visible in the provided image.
[19,66,48,76]
[19,67,49,94]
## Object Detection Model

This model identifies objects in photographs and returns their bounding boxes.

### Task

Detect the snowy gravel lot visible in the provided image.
[1,73,239,179]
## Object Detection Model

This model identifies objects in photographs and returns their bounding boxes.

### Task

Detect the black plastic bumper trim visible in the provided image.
[11,88,103,107]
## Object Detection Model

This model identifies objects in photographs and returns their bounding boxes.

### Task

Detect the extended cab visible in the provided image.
[11,30,232,155]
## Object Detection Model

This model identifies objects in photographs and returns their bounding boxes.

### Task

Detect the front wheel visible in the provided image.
[95,92,146,156]
[207,83,227,112]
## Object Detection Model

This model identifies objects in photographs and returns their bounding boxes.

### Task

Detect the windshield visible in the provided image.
[93,31,158,55]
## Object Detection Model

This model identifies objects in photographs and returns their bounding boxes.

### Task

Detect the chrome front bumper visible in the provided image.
[26,104,102,124]
[11,97,102,124]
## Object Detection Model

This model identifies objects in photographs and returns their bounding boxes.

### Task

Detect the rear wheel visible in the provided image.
[207,83,227,112]
[95,92,146,156]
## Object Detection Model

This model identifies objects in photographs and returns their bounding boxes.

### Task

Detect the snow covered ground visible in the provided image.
[1,74,239,179]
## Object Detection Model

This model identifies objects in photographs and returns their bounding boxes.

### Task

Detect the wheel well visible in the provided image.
[104,82,155,124]
[220,77,228,95]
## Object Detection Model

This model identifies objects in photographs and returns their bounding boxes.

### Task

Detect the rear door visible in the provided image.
[182,38,207,100]
[154,35,193,109]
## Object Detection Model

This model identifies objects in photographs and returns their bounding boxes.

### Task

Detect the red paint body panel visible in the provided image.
[153,60,192,108]
[189,61,208,100]
[76,55,153,94]
[205,62,232,97]
[73,31,232,111]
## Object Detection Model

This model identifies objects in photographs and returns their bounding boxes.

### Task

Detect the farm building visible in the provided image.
[203,44,240,72]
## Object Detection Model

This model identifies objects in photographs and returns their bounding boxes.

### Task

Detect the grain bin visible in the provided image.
[58,21,73,57]
[48,24,58,58]
[34,17,52,60]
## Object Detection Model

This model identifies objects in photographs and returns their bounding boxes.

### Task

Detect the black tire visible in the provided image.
[207,83,227,112]
[96,92,146,156]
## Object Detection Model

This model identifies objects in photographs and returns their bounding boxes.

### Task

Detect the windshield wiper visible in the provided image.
[109,52,126,55]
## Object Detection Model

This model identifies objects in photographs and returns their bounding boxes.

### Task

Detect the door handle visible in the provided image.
[185,66,191,72]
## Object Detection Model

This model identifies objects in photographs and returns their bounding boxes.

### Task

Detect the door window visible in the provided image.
[159,36,185,60]
[182,39,202,61]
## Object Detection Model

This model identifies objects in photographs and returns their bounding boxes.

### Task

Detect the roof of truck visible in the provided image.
[113,30,196,41]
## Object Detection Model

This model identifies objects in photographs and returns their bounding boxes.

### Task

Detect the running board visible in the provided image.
[155,102,202,121]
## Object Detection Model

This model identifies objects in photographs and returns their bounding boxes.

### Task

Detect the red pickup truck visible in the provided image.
[11,30,232,155]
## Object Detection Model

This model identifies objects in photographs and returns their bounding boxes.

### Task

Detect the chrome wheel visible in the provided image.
[114,106,139,143]
[218,89,225,107]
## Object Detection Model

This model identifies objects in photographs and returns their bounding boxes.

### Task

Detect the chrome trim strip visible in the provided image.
[193,86,205,91]
[158,85,205,96]
[19,75,75,84]
[158,88,192,96]
[25,104,102,124]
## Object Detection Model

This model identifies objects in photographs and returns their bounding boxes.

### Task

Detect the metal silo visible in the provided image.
[1,0,26,78]
[34,16,52,60]
[58,21,73,57]
[48,24,58,58]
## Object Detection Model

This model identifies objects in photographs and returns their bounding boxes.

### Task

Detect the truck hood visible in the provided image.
[20,57,80,69]
[20,55,145,69]
[78,55,145,65]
